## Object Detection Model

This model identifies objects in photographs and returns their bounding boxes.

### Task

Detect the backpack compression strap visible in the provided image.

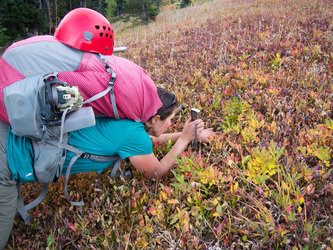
[56,141,122,206]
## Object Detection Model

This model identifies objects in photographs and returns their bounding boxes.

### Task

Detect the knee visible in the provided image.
[0,180,18,214]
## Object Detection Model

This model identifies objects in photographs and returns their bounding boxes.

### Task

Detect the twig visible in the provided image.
[125,216,135,250]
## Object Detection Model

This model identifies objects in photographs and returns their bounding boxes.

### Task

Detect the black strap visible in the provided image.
[193,124,198,149]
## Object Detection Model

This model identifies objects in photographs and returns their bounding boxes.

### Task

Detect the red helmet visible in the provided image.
[54,8,114,55]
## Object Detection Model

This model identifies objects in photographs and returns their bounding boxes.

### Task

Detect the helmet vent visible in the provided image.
[95,25,100,30]
[103,26,106,30]
[100,33,103,37]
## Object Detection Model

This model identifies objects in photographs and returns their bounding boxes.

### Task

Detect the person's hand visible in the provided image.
[180,118,204,143]
[197,128,215,143]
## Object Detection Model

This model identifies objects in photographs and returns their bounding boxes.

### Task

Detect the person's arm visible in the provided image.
[151,128,215,145]
[150,132,181,145]
[129,119,213,180]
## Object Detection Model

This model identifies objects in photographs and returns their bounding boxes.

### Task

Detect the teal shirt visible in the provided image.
[7,131,35,183]
[7,118,152,182]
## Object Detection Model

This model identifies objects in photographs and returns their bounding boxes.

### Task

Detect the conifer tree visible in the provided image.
[0,0,46,47]
[104,0,117,20]
[125,0,159,24]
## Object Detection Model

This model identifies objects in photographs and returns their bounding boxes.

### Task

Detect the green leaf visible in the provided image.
[47,234,52,248]
[170,217,179,225]
[216,205,223,215]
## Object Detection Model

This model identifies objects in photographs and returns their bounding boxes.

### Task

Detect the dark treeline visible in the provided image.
[0,0,175,49]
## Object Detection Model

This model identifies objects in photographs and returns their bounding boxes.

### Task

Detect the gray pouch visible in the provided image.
[31,134,68,184]
[3,74,60,139]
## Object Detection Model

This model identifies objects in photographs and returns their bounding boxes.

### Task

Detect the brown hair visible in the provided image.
[149,86,179,121]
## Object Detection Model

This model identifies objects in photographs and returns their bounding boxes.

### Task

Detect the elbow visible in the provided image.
[141,166,167,181]
[143,169,164,181]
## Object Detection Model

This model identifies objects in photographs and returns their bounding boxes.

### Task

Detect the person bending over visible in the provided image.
[0,86,215,249]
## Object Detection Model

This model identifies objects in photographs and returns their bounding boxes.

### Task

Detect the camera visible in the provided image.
[191,108,201,121]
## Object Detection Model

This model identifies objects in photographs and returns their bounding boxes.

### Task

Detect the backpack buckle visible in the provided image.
[109,72,117,86]
[79,153,91,159]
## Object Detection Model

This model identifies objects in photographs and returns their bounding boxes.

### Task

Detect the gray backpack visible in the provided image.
[3,58,127,224]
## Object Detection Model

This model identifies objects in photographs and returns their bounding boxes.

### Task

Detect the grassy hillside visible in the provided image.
[6,0,333,248]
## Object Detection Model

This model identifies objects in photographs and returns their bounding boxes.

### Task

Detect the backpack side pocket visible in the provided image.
[31,136,67,184]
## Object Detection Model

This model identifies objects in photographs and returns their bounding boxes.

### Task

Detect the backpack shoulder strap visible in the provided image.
[58,68,117,144]
[97,53,119,119]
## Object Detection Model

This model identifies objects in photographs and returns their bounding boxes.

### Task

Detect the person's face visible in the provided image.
[146,111,176,137]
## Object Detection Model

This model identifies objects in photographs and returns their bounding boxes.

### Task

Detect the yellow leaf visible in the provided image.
[299,197,304,205]
[269,88,279,95]
[231,182,239,194]
[140,193,147,203]
[168,199,179,204]
[298,206,302,213]
[160,191,167,200]
[281,230,289,237]
[234,182,239,192]
[282,181,288,190]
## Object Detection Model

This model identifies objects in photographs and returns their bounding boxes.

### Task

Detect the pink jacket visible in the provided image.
[0,35,162,124]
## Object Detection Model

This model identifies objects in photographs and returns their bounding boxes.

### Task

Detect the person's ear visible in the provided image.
[151,115,161,125]
[145,115,161,128]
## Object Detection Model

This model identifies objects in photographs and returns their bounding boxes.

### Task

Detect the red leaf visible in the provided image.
[67,223,76,232]
[286,205,291,213]
[215,224,222,235]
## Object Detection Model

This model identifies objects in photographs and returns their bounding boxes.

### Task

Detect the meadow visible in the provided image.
[6,0,333,248]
